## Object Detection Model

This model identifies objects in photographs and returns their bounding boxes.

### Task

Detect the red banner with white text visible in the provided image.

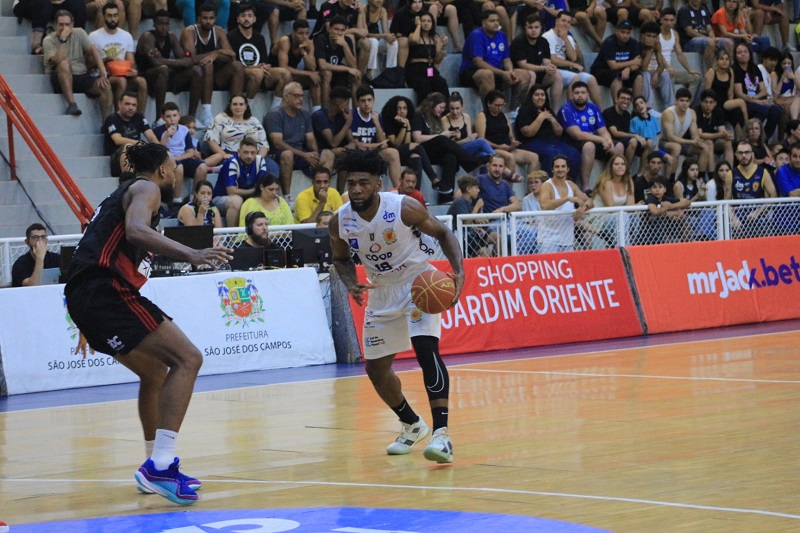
[348,250,643,358]
[626,235,800,334]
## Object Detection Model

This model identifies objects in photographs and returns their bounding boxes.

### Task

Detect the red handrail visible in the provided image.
[0,74,94,229]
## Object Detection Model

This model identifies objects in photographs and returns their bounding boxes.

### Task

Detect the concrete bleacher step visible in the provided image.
[0,177,117,205]
[0,156,109,181]
[0,35,29,55]
[0,135,105,159]
[5,74,56,94]
[2,203,85,232]
[0,16,27,36]
[2,55,44,75]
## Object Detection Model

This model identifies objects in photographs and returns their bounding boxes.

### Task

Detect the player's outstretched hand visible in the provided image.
[448,272,465,305]
[348,282,376,306]
[192,246,234,269]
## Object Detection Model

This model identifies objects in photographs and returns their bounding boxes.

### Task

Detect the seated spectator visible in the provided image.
[642,176,693,244]
[460,10,530,111]
[696,89,735,165]
[711,0,770,54]
[427,0,464,54]
[364,0,399,79]
[775,143,800,196]
[389,0,428,67]
[523,170,546,211]
[634,151,667,203]
[314,0,371,75]
[629,96,663,166]
[572,0,608,49]
[673,157,716,208]
[658,8,703,103]
[516,84,581,177]
[780,119,800,153]
[478,155,522,216]
[444,92,494,160]
[606,0,657,27]
[769,50,800,122]
[659,87,714,181]
[102,92,158,179]
[677,0,729,72]
[314,15,361,105]
[381,95,441,190]
[205,94,274,168]
[405,11,449,103]
[732,42,782,141]
[412,92,487,199]
[227,3,291,102]
[542,11,603,107]
[294,167,344,223]
[180,114,200,150]
[135,10,202,123]
[273,20,322,109]
[213,137,270,226]
[773,146,789,169]
[517,170,547,255]
[240,211,278,249]
[311,86,355,190]
[11,224,61,288]
[712,160,732,200]
[180,4,244,128]
[316,210,334,227]
[593,154,636,207]
[475,90,539,183]
[43,10,113,118]
[239,173,295,226]
[173,0,231,29]
[178,179,223,227]
[725,139,777,235]
[266,0,306,49]
[603,88,646,169]
[639,21,672,109]
[590,20,644,101]
[89,2,148,112]
[558,81,624,191]
[266,82,335,199]
[538,155,592,253]
[350,84,401,186]
[511,14,564,110]
[448,174,491,257]
[744,117,774,167]
[391,168,427,208]
[153,102,209,190]
[704,48,748,137]
[15,0,87,55]
[750,0,791,51]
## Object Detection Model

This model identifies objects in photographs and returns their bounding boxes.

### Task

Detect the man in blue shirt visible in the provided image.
[558,81,624,191]
[213,138,272,227]
[775,144,800,197]
[459,10,530,110]
[477,155,521,254]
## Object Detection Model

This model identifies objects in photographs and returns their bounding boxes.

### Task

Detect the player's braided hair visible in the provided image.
[335,148,388,178]
[124,142,169,175]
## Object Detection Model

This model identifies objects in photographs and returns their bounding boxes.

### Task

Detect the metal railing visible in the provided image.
[0,74,95,228]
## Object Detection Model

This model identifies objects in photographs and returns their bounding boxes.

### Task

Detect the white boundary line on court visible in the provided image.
[2,477,799,521]
[452,368,800,384]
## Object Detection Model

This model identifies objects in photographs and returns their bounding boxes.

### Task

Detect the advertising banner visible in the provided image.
[626,235,800,334]
[0,269,335,395]
[348,250,643,358]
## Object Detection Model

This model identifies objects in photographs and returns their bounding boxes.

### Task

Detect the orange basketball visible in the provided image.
[411,270,457,314]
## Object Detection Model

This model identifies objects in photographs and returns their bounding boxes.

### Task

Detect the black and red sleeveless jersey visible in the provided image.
[67,178,159,289]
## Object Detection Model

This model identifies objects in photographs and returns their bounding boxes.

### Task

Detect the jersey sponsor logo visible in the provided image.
[364,335,385,347]
[382,211,396,223]
[369,242,382,253]
[217,277,266,328]
[383,228,397,245]
[348,237,359,250]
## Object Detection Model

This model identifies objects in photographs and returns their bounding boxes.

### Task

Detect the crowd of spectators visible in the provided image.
[14,0,800,252]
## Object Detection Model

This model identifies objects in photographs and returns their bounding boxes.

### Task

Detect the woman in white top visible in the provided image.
[204,94,269,167]
[590,154,634,248]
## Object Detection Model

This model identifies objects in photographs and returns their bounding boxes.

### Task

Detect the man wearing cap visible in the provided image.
[590,20,644,101]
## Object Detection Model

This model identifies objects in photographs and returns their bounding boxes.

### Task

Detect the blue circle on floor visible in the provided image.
[10,507,612,532]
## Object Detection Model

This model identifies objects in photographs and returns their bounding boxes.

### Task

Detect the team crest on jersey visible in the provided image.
[753,182,760,191]
[383,228,397,245]
[410,308,423,323]
[589,116,596,125]
[348,237,359,250]
[217,277,265,328]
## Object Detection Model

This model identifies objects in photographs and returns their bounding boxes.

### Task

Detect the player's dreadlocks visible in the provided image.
[124,142,170,175]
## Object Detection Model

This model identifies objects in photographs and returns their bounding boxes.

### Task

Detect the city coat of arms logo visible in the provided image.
[217,277,265,327]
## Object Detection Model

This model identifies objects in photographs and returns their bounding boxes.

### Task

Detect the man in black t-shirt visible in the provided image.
[590,21,643,100]
[510,14,564,108]
[228,4,291,101]
[633,152,667,203]
[101,92,158,178]
[11,224,61,287]
[676,0,731,69]
[695,89,734,164]
[314,16,360,105]
[602,87,647,167]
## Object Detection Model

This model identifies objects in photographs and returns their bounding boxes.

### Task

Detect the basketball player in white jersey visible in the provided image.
[329,149,465,463]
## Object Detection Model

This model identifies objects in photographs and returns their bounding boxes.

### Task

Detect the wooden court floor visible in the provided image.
[1,328,799,532]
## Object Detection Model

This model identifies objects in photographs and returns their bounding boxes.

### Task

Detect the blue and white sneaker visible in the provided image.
[137,468,202,493]
[387,418,430,455]
[134,458,198,505]
[423,427,454,464]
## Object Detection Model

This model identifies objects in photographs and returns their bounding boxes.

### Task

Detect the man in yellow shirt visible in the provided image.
[294,167,343,222]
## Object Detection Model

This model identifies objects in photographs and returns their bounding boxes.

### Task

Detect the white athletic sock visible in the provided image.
[201,103,213,120]
[272,97,282,108]
[145,439,154,458]
[150,429,178,470]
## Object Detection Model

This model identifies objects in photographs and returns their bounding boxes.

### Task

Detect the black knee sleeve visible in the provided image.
[411,335,449,402]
